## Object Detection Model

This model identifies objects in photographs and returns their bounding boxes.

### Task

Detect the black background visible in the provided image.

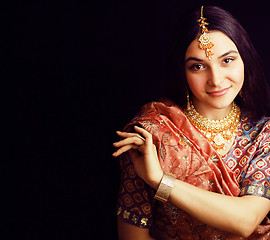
[4,1,270,239]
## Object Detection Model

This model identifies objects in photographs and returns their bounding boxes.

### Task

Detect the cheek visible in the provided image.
[186,74,205,94]
[231,62,245,85]
[231,68,244,87]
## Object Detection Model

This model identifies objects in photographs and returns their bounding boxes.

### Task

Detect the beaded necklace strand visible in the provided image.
[184,102,241,153]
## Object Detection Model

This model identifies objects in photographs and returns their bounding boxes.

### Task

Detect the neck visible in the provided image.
[192,101,233,120]
[184,102,241,153]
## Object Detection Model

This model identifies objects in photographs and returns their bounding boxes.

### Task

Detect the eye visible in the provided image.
[223,57,234,64]
[189,63,205,71]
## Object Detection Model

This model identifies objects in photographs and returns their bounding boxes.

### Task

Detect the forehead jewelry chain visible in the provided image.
[184,102,241,154]
[197,6,214,60]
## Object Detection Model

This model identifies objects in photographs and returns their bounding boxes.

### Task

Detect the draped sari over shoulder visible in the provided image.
[116,99,270,239]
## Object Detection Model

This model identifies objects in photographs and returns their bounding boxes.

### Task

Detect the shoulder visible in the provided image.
[139,98,178,113]
[240,113,270,135]
[130,98,180,122]
[124,98,181,136]
[239,113,270,149]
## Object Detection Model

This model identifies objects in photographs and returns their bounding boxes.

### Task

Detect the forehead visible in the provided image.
[185,31,238,59]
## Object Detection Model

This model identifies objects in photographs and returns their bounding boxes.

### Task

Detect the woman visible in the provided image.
[113,6,270,239]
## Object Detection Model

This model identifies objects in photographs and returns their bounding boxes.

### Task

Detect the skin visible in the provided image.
[185,31,245,156]
[185,31,245,121]
[113,31,270,239]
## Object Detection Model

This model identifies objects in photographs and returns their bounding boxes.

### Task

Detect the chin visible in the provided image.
[208,100,234,110]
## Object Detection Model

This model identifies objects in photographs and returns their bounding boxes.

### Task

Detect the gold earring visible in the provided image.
[239,89,245,102]
[187,91,191,109]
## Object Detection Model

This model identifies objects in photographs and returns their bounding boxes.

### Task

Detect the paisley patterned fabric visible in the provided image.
[116,99,270,239]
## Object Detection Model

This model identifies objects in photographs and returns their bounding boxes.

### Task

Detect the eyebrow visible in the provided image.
[185,50,239,63]
[218,50,239,59]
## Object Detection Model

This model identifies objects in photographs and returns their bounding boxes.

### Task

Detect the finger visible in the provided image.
[116,131,145,141]
[112,144,138,157]
[134,126,153,145]
[113,136,144,148]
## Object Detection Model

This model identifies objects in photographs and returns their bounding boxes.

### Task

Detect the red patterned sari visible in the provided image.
[116,99,270,239]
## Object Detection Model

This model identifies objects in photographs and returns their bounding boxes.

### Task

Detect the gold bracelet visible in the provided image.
[154,172,176,203]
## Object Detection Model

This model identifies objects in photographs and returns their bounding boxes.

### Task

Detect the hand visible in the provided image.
[112,126,163,189]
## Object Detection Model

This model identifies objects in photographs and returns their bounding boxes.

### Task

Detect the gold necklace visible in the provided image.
[184,102,241,153]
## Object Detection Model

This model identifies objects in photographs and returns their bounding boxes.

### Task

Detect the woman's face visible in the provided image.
[185,31,244,119]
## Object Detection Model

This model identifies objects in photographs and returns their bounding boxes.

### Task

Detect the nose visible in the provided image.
[207,66,224,86]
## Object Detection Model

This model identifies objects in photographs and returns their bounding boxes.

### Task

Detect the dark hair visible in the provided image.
[165,5,270,119]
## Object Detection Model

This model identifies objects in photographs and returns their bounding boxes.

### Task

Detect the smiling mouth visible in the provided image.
[207,87,231,97]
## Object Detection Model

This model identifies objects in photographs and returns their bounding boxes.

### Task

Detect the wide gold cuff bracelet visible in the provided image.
[154,172,176,203]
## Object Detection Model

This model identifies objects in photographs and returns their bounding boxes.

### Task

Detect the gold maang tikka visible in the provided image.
[197,6,214,60]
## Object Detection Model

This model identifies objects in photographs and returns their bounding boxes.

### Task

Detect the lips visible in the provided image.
[207,87,231,97]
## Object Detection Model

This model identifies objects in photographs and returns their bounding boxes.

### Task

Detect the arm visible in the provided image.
[117,217,155,240]
[169,179,270,237]
[113,126,270,237]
